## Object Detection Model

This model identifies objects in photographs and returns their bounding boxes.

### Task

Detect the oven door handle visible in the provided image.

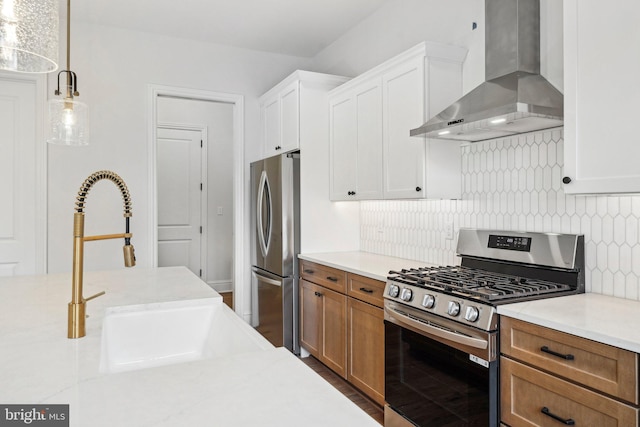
[386,307,488,350]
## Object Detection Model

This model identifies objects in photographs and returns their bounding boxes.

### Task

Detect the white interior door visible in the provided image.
[157,127,204,277]
[0,75,41,276]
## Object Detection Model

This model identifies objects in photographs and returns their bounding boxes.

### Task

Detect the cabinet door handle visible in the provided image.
[541,407,575,425]
[314,291,323,297]
[415,186,422,192]
[562,176,572,184]
[303,269,314,274]
[326,276,338,282]
[359,287,374,294]
[275,145,282,150]
[541,346,575,360]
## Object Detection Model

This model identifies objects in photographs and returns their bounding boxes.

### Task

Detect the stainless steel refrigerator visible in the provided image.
[250,152,300,354]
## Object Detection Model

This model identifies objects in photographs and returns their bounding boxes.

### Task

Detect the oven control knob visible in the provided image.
[447,301,460,317]
[388,284,400,298]
[464,306,480,322]
[422,294,435,309]
[400,288,413,302]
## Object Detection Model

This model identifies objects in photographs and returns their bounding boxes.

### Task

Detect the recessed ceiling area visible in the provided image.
[65,0,392,57]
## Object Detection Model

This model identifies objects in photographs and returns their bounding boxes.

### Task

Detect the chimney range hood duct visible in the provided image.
[411,0,563,142]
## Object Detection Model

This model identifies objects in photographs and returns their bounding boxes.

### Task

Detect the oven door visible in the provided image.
[384,300,499,427]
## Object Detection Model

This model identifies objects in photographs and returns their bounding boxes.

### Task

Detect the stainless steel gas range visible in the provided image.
[383,229,585,427]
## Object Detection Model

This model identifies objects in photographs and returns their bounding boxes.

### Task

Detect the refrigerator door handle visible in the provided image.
[253,269,283,287]
[256,170,272,258]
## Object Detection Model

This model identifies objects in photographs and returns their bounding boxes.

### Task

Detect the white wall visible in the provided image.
[47,21,310,277]
[156,97,234,292]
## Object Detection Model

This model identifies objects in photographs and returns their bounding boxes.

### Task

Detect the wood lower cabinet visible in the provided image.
[348,297,384,406]
[300,279,347,378]
[500,317,640,426]
[300,260,385,405]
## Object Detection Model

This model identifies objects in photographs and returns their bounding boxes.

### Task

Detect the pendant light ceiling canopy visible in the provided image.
[0,0,59,73]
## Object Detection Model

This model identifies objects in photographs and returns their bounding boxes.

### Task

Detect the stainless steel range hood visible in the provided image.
[411,0,563,142]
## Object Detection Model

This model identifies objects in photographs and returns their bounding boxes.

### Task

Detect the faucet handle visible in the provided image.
[85,291,106,302]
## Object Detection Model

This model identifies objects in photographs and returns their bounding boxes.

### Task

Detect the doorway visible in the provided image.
[148,85,245,318]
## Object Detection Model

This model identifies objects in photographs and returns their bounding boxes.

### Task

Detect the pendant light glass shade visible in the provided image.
[48,96,89,145]
[0,0,59,73]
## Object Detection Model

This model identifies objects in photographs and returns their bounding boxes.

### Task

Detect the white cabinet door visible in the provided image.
[354,81,383,200]
[263,95,280,158]
[563,0,640,194]
[280,80,300,154]
[329,94,357,200]
[329,80,383,201]
[261,80,299,158]
[382,58,425,199]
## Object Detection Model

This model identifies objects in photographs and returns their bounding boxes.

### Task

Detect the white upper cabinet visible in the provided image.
[259,71,347,159]
[563,0,640,194]
[329,42,467,201]
[329,79,384,200]
[382,57,425,199]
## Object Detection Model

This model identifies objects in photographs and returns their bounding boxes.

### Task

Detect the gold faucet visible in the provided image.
[68,170,136,339]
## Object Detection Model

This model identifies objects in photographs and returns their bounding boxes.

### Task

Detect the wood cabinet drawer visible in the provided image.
[501,317,640,404]
[501,357,639,427]
[347,273,385,308]
[300,260,347,293]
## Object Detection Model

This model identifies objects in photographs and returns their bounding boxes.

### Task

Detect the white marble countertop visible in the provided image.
[498,293,640,353]
[298,251,433,281]
[0,267,380,426]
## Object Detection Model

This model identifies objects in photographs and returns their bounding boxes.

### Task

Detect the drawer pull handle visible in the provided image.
[303,269,314,274]
[359,287,374,294]
[541,346,575,360]
[541,407,575,425]
[314,291,323,297]
[326,276,338,282]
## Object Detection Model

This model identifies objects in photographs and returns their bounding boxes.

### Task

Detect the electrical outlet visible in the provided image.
[445,221,454,240]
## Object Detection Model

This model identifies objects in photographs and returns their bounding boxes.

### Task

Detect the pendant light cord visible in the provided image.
[66,0,71,96]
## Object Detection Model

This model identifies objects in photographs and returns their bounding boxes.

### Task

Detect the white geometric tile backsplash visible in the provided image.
[360,128,640,300]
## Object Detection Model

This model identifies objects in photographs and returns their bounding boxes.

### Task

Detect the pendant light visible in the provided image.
[47,0,88,146]
[0,0,59,73]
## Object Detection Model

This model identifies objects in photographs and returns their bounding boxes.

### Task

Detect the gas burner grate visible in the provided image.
[389,266,571,302]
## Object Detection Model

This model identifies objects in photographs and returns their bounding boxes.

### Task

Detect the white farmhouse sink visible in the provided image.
[99,299,273,374]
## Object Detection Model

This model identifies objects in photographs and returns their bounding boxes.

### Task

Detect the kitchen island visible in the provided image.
[0,267,381,426]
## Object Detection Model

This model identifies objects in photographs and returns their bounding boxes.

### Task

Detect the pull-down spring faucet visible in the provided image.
[68,170,136,339]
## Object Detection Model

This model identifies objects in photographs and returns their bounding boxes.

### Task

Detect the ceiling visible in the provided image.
[64,0,391,58]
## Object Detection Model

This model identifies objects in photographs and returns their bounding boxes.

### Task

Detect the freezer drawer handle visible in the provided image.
[541,346,575,360]
[359,287,374,294]
[326,276,338,282]
[541,407,575,425]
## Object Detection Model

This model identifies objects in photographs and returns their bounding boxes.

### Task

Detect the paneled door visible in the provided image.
[0,74,43,276]
[156,127,205,277]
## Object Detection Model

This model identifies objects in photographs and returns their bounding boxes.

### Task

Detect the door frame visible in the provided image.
[0,71,47,274]
[148,85,245,317]
[156,122,208,279]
